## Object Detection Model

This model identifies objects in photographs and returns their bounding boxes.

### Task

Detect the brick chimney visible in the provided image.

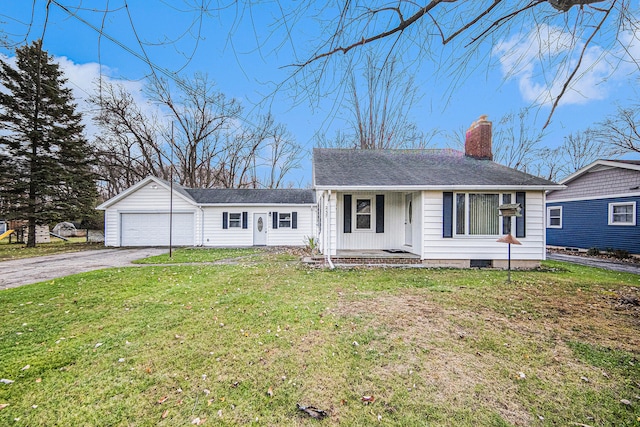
[465,115,492,160]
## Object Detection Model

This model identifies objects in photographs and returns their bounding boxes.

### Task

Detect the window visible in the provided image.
[356,199,371,229]
[279,213,291,228]
[547,206,562,228]
[229,213,242,228]
[454,193,503,236]
[608,202,636,226]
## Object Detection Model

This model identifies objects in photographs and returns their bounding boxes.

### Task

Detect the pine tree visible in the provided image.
[0,40,97,247]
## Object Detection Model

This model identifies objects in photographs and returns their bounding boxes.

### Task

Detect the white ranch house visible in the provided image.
[312,116,562,268]
[97,178,316,248]
[98,116,562,268]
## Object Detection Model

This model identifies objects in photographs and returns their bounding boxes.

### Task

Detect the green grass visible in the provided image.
[133,247,263,264]
[0,237,102,261]
[0,255,639,426]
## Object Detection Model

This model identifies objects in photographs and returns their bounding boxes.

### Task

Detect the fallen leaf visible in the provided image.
[362,395,375,404]
[0,379,14,385]
[267,386,273,397]
[161,410,169,419]
[518,372,526,380]
[157,396,169,404]
[191,417,206,425]
[145,367,152,374]
[217,409,223,418]
[620,399,632,406]
[21,365,30,371]
[35,378,42,383]
[95,343,103,348]
[0,403,9,410]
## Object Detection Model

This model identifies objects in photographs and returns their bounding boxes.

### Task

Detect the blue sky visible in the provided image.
[2,1,639,185]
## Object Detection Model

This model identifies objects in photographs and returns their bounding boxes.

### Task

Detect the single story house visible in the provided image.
[546,159,640,255]
[96,177,316,247]
[313,116,562,268]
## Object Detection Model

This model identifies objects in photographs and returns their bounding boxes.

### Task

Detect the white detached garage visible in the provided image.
[97,176,316,248]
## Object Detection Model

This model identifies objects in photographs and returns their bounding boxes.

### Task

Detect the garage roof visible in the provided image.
[185,188,315,205]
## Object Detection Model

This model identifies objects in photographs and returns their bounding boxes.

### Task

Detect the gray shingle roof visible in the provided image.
[185,188,315,205]
[313,148,558,188]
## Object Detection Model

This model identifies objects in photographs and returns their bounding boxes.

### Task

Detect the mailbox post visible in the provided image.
[497,203,522,283]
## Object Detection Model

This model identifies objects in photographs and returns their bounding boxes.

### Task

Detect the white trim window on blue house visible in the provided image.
[547,206,562,229]
[608,201,636,226]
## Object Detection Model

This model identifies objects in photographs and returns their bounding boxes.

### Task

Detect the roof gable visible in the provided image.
[558,159,640,185]
[313,148,559,189]
[96,176,196,210]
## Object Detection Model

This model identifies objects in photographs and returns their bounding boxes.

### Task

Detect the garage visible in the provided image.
[120,213,194,246]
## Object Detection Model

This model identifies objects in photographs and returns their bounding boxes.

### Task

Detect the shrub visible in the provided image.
[304,235,320,255]
[612,249,630,259]
[586,247,600,256]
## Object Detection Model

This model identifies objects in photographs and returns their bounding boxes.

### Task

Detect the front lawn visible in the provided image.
[0,237,102,261]
[133,247,263,264]
[0,253,638,426]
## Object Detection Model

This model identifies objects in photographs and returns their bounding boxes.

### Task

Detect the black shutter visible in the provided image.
[443,192,453,238]
[502,193,511,235]
[343,194,352,233]
[242,212,248,229]
[376,195,385,233]
[292,212,297,229]
[516,192,526,238]
[222,212,228,229]
[272,212,278,229]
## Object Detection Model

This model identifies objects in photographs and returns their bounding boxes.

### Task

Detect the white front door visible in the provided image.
[405,194,413,246]
[253,213,267,246]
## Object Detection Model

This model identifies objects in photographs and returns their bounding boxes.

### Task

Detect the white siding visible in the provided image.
[103,183,199,247]
[421,190,546,261]
[334,191,408,251]
[201,205,315,247]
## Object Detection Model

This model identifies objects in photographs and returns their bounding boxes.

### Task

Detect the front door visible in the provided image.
[253,213,267,246]
[405,194,413,246]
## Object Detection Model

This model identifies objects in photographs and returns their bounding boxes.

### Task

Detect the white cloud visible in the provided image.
[1,52,157,140]
[493,23,635,107]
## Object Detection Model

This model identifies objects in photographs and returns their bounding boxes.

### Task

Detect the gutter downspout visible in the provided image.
[326,190,335,269]
[199,205,204,246]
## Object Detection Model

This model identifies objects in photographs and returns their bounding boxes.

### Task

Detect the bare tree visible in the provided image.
[557,128,615,177]
[148,74,241,189]
[595,105,640,155]
[350,56,425,149]
[91,82,167,197]
[492,108,546,173]
[531,147,564,182]
[284,0,636,127]
[317,55,435,149]
[91,76,302,196]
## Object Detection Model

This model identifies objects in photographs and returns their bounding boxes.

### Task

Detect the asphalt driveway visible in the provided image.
[0,248,168,290]
[547,252,640,275]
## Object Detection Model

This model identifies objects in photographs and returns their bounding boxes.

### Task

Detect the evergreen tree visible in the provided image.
[0,40,97,247]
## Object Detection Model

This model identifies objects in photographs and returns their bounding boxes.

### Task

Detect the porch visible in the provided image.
[327,249,422,266]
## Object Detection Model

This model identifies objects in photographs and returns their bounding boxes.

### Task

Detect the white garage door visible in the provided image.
[120,213,194,246]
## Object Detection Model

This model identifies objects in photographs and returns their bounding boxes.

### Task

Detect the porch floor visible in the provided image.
[334,249,420,259]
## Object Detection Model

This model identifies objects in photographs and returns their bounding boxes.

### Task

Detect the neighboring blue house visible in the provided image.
[546,160,640,255]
